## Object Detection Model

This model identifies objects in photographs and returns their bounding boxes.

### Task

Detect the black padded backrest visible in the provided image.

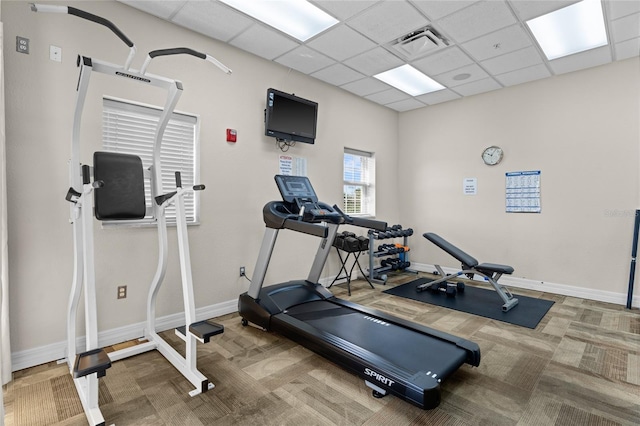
[93,151,146,221]
[423,232,479,269]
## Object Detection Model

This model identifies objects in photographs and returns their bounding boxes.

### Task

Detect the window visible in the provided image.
[102,97,200,225]
[343,148,375,216]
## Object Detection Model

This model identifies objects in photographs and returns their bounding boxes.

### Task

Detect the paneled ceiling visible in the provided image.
[119,0,640,111]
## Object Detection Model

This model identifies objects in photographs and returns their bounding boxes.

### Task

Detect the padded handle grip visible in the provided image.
[82,165,91,185]
[148,47,206,60]
[67,7,134,47]
[141,48,231,75]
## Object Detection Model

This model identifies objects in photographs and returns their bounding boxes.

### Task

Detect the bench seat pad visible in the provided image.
[476,263,514,275]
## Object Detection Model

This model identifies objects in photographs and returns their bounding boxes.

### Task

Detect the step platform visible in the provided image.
[73,348,112,379]
[176,320,224,343]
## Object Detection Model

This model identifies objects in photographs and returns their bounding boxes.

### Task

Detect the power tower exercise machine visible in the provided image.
[31,5,231,425]
[239,175,481,409]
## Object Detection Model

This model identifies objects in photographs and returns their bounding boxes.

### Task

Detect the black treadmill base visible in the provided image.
[238,280,480,410]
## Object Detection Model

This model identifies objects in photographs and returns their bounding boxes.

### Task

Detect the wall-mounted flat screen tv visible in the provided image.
[265,88,318,144]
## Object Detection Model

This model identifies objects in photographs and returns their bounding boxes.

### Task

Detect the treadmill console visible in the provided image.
[274,175,342,223]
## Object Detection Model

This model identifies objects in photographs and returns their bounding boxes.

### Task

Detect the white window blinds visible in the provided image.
[102,97,200,224]
[343,148,375,216]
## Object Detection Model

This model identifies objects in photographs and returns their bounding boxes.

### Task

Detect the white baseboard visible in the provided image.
[11,299,237,372]
[12,268,640,372]
[411,262,640,308]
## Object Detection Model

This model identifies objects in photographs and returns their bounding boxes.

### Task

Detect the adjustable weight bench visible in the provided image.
[417,232,519,312]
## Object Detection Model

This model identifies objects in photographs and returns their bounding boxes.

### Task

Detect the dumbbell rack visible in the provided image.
[367,225,418,284]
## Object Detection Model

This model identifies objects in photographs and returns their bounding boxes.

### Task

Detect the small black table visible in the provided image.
[329,234,373,295]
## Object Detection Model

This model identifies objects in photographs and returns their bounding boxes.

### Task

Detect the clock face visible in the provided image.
[482,146,503,165]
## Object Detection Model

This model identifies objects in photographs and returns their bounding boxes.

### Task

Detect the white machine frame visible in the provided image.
[31,4,231,425]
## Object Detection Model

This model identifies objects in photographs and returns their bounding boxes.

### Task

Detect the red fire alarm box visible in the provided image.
[226,128,237,143]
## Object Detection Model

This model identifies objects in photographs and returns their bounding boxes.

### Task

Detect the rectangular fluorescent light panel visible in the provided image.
[527,0,608,60]
[219,0,338,42]
[374,65,445,96]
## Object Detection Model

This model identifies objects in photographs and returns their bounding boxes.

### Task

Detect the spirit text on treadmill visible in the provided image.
[364,368,395,387]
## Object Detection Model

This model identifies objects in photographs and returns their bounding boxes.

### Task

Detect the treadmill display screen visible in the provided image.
[275,175,318,203]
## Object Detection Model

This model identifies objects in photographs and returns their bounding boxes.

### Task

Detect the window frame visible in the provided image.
[343,147,376,217]
[101,96,201,227]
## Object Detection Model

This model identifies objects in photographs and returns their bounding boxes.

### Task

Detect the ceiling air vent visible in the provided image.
[390,26,450,59]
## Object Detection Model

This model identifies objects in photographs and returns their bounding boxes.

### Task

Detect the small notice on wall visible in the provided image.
[506,170,541,213]
[278,154,307,176]
[463,178,477,195]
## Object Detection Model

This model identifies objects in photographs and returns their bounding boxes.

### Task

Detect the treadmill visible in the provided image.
[238,175,480,409]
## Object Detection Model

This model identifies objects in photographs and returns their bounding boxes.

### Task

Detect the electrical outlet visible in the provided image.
[239,266,245,277]
[117,285,127,299]
[16,36,29,54]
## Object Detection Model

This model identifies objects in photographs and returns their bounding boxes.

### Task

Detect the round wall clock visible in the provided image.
[481,146,503,166]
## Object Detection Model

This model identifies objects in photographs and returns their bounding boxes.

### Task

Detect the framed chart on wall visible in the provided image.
[506,171,541,213]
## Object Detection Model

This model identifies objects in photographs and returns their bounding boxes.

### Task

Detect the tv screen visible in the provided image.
[265,88,318,144]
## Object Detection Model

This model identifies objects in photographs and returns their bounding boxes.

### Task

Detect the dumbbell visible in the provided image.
[356,236,368,251]
[428,282,457,297]
[380,258,393,267]
[381,258,401,268]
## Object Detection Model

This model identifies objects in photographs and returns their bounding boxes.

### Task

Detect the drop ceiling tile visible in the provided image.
[494,64,551,86]
[615,37,640,60]
[365,88,410,105]
[607,0,640,20]
[509,0,580,21]
[340,77,390,96]
[461,25,532,61]
[548,45,613,75]
[434,63,490,87]
[230,25,300,61]
[611,13,640,43]
[415,89,461,105]
[385,98,427,112]
[343,47,404,76]
[171,1,253,42]
[410,0,480,20]
[307,25,377,61]
[481,46,544,75]
[412,46,475,76]
[311,0,380,21]
[452,78,502,97]
[120,0,186,20]
[347,1,430,44]
[275,46,336,74]
[311,64,365,86]
[437,0,517,43]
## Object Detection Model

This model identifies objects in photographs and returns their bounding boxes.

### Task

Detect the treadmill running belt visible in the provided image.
[285,301,468,381]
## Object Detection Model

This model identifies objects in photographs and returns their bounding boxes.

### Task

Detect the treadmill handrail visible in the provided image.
[332,204,387,231]
[283,218,328,238]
